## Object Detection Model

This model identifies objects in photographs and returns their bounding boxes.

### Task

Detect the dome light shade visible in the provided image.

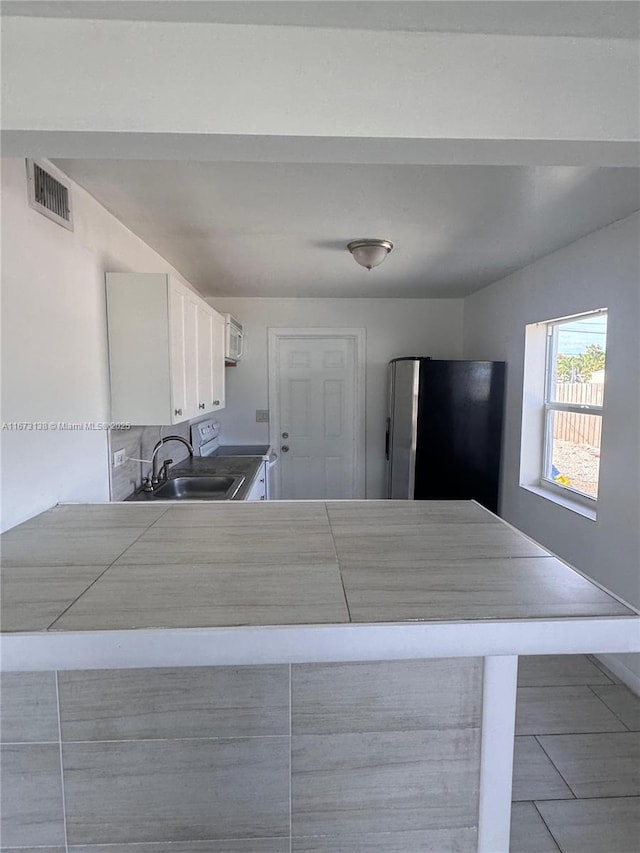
[347,239,394,270]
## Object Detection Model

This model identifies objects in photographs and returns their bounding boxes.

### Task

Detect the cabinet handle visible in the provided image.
[174,408,182,417]
[260,478,265,483]
[260,495,266,500]
[213,400,220,406]
[199,403,205,410]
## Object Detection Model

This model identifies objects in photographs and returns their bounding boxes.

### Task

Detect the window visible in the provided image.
[541,310,607,502]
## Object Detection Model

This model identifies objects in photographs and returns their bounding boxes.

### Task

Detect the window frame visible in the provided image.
[539,309,607,506]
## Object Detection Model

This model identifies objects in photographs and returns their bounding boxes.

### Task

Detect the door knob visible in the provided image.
[281,445,290,453]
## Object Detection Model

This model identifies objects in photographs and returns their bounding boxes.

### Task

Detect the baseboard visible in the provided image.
[595,653,640,696]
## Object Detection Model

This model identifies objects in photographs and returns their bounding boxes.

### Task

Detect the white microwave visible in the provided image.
[225,314,244,362]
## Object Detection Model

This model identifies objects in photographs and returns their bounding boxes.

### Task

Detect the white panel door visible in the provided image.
[277,337,356,499]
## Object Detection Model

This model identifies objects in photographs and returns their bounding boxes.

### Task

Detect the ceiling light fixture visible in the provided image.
[347,239,394,270]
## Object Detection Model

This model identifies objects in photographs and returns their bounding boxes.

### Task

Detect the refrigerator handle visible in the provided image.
[385,417,391,460]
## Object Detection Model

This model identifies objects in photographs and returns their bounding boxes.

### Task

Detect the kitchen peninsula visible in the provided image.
[2,500,638,853]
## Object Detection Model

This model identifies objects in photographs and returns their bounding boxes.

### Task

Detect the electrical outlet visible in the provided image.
[113,449,127,468]
[255,409,269,423]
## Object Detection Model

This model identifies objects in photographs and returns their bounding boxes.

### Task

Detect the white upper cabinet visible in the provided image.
[106,273,225,424]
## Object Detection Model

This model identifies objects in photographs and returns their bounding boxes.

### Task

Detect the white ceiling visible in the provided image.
[5,1,640,39]
[54,160,640,298]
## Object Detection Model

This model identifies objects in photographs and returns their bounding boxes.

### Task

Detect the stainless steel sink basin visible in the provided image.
[151,475,245,500]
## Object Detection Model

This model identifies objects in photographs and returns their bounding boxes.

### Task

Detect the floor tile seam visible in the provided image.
[585,654,619,681]
[586,684,632,731]
[533,725,637,740]
[530,801,564,853]
[521,727,628,737]
[323,503,352,623]
[537,793,640,802]
[532,734,580,800]
[54,672,70,853]
[45,524,166,630]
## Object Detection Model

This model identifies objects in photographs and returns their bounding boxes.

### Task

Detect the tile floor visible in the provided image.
[510,654,640,853]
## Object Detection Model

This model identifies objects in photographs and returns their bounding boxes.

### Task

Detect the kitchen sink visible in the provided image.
[151,475,245,500]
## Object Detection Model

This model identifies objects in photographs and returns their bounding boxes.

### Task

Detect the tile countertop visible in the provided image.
[1,500,638,671]
[125,455,265,501]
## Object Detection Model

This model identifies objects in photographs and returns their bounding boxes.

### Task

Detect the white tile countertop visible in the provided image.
[1,500,638,671]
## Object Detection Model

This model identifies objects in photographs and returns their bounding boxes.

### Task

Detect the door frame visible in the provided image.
[267,327,366,500]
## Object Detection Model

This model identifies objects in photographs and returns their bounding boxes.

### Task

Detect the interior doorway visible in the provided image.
[268,328,365,499]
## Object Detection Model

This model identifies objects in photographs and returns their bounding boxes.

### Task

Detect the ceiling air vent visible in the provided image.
[26,159,73,231]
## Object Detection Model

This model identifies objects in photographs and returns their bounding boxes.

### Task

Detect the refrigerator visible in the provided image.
[385,358,506,513]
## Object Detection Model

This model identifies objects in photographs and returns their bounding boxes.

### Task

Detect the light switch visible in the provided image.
[255,409,269,423]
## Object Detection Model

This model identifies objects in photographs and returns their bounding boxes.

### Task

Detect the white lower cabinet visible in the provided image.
[245,461,268,501]
[106,273,225,424]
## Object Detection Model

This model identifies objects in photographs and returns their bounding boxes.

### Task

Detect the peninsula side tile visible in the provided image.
[0,672,59,742]
[292,729,480,837]
[292,658,481,734]
[59,665,289,740]
[0,744,65,847]
[63,738,290,845]
[292,827,477,851]
[68,842,289,853]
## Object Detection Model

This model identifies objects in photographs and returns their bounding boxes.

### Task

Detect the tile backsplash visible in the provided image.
[108,422,192,501]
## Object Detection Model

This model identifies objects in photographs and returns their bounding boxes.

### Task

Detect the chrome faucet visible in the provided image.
[146,435,195,489]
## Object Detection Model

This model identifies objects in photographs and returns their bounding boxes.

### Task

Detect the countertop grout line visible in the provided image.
[44,517,168,631]
[324,502,353,624]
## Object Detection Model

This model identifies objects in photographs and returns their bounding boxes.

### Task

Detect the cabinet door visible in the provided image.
[245,461,267,501]
[182,293,200,421]
[211,309,226,411]
[196,303,214,414]
[169,282,188,423]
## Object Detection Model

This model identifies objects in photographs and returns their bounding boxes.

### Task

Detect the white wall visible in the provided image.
[0,158,197,531]
[464,213,640,686]
[208,297,464,499]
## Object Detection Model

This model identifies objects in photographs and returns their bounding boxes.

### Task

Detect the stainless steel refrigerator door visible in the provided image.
[386,359,420,499]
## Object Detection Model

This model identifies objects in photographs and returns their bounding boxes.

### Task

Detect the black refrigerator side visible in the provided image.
[385,357,423,499]
[414,360,505,513]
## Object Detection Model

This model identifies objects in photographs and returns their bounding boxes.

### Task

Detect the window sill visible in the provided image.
[520,483,597,522]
